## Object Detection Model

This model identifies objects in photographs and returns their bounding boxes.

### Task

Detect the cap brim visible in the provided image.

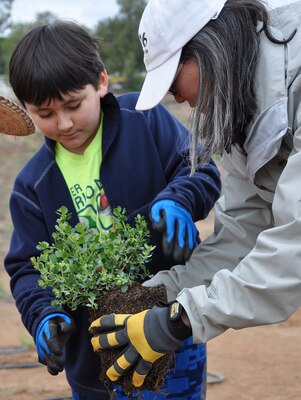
[135,50,182,111]
[0,96,35,136]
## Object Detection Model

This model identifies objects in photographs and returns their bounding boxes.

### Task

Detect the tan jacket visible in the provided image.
[146,1,301,342]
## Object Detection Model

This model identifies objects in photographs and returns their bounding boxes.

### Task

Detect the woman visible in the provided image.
[90,0,301,393]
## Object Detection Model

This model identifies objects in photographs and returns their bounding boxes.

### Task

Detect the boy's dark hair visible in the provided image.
[9,20,105,106]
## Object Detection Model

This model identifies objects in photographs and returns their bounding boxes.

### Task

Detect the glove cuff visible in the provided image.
[167,301,192,341]
[35,313,72,360]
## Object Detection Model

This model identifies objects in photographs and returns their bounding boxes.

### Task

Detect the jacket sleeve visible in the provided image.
[4,180,69,339]
[147,126,301,342]
[146,104,221,221]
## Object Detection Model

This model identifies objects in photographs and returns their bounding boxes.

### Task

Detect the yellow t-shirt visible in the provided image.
[55,115,112,232]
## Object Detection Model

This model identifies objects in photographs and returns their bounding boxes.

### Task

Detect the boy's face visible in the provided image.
[25,71,108,154]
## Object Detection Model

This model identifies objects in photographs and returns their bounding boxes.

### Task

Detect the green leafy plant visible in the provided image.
[31,206,155,311]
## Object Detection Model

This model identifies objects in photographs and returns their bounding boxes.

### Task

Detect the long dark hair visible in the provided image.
[181,0,296,172]
[9,20,105,106]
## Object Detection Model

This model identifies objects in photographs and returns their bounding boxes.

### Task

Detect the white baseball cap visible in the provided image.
[135,0,227,111]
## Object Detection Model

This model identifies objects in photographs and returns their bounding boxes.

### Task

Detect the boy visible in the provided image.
[5,21,221,399]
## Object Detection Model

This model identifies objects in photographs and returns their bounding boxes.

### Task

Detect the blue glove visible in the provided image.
[150,200,198,263]
[35,313,75,375]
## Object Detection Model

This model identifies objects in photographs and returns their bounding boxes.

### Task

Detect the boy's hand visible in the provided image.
[89,302,191,387]
[150,200,198,263]
[35,313,75,375]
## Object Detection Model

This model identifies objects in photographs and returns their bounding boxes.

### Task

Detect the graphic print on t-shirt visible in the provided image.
[55,117,113,233]
[69,178,112,232]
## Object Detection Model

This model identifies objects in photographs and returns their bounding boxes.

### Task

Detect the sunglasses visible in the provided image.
[167,63,184,96]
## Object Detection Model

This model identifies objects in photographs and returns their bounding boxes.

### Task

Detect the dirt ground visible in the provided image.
[1,97,301,400]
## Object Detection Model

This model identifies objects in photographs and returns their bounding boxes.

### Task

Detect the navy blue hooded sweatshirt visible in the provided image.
[4,92,221,398]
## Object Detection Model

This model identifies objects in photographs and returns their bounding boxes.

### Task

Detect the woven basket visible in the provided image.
[0,95,35,136]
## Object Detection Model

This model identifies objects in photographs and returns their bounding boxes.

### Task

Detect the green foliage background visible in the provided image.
[0,0,147,91]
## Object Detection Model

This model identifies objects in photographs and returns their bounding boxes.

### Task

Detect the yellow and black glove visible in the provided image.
[89,302,192,387]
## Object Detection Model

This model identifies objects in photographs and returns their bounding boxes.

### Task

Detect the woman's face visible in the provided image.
[168,59,200,107]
